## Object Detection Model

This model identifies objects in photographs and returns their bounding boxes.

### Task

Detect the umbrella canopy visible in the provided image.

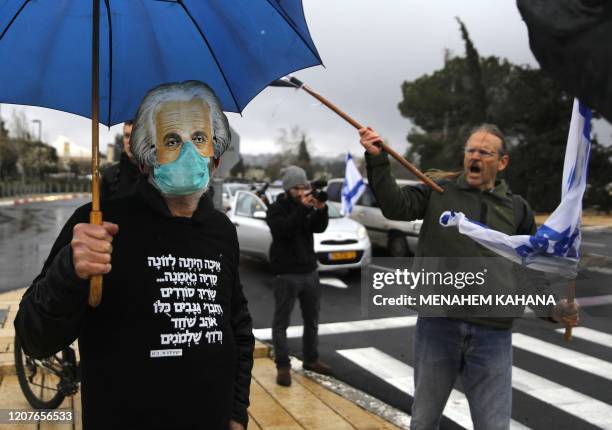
[0,0,322,307]
[0,0,322,124]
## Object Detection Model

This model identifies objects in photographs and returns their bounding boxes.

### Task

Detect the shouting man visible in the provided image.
[15,81,254,430]
[359,124,579,430]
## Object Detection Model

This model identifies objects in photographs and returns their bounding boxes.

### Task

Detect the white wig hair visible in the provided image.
[130,80,231,168]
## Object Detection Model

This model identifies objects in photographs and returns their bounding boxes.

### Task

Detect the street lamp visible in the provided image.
[31,119,42,180]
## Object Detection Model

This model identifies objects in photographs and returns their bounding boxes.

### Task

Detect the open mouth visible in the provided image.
[469,164,481,174]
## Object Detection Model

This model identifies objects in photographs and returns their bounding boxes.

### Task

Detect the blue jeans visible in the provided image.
[411,317,512,430]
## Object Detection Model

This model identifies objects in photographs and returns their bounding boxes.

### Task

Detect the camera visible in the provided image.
[308,179,328,203]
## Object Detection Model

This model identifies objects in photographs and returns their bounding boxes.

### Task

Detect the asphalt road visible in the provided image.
[2,199,611,429]
[582,227,612,258]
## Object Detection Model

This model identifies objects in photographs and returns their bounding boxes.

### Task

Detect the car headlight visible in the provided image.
[357,226,367,240]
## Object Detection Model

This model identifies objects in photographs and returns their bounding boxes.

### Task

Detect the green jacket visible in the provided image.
[365,151,539,329]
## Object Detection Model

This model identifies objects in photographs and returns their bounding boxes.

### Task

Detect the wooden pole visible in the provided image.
[564,278,576,341]
[296,83,444,194]
[88,0,103,308]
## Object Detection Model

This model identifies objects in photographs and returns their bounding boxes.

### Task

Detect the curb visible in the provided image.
[259,339,411,429]
[0,193,90,208]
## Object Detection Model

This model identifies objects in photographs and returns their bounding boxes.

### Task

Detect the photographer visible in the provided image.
[266,166,331,386]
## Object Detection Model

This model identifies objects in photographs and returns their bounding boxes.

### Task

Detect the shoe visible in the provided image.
[276,367,292,386]
[303,360,332,375]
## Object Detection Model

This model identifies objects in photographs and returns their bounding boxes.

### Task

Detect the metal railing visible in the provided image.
[0,181,89,198]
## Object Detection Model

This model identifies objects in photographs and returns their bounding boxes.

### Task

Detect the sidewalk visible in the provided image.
[0,193,90,208]
[535,213,612,228]
[0,288,402,430]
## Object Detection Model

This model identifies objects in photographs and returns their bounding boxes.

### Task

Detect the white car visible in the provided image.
[229,190,372,272]
[326,178,423,257]
[221,183,252,212]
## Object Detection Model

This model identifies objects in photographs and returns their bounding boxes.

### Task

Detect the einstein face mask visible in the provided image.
[152,99,214,195]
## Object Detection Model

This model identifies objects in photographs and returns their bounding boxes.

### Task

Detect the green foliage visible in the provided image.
[583,139,612,212]
[397,20,611,212]
[0,138,19,179]
[270,126,314,178]
[296,138,312,177]
[0,110,62,181]
[229,155,245,177]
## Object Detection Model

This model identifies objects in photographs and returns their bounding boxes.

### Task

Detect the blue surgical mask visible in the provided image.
[153,141,210,196]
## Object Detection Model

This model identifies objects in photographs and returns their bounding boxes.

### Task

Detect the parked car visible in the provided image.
[221,182,251,212]
[264,186,284,204]
[326,178,423,257]
[229,190,372,272]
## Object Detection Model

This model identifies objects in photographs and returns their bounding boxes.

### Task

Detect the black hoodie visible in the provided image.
[100,152,141,201]
[14,180,254,430]
[266,192,329,275]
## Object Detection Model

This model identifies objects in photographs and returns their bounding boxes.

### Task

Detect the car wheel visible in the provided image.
[388,232,413,257]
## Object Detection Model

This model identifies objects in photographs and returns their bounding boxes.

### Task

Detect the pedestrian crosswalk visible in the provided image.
[513,333,612,382]
[339,347,612,429]
[338,347,530,430]
[253,315,419,341]
[554,326,612,348]
[512,367,612,429]
[257,318,612,429]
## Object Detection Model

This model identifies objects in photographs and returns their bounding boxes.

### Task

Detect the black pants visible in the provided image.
[271,270,321,368]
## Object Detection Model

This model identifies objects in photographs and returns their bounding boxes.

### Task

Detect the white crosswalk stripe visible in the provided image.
[252,315,417,341]
[513,333,612,382]
[554,326,612,348]
[512,367,612,428]
[339,346,612,430]
[338,347,530,430]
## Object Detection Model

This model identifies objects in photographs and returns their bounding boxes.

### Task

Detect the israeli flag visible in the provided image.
[341,152,366,216]
[440,99,591,277]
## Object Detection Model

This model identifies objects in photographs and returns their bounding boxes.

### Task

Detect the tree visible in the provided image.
[583,137,612,213]
[276,126,314,177]
[296,138,312,177]
[457,17,487,124]
[5,109,60,180]
[263,154,286,182]
[0,137,19,180]
[396,19,612,212]
[229,155,245,177]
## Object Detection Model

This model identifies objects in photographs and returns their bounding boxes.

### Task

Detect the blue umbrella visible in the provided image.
[0,0,322,306]
[0,0,321,123]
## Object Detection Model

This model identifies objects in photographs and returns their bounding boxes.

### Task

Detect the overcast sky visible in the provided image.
[1,0,610,158]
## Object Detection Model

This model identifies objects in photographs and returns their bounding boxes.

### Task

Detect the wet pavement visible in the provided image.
[0,198,89,292]
[1,198,611,429]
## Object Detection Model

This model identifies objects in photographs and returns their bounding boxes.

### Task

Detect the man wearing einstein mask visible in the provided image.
[15,81,254,430]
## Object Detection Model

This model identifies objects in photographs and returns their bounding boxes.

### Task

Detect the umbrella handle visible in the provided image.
[88,210,103,307]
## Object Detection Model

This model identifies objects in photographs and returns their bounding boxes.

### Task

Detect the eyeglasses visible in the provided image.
[464,148,502,158]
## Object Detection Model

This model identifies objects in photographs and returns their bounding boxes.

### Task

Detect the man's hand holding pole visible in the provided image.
[359,127,383,156]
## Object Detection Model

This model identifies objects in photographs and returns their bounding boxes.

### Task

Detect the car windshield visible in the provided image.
[327,203,342,219]
[226,183,250,196]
